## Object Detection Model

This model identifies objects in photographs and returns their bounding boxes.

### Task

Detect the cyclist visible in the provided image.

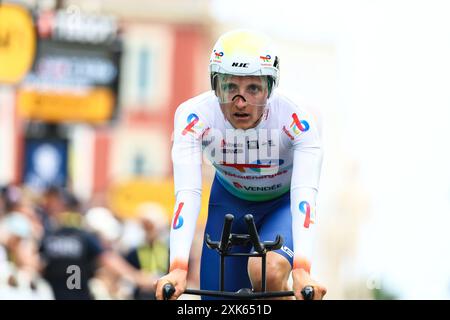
[156,29,327,300]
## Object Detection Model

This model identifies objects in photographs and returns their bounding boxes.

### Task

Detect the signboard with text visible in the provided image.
[17,9,122,124]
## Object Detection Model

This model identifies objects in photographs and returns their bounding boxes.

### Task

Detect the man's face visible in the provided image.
[142,219,158,242]
[216,75,268,130]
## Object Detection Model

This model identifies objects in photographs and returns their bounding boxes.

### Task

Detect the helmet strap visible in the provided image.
[267,77,274,98]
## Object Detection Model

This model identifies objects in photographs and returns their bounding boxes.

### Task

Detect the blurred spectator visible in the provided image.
[0,184,175,299]
[83,206,131,299]
[39,188,154,299]
[0,185,8,216]
[0,212,53,299]
[1,185,23,214]
[124,203,169,300]
[84,207,122,250]
[35,186,69,234]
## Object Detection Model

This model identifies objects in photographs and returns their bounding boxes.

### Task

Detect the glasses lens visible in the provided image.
[215,74,268,107]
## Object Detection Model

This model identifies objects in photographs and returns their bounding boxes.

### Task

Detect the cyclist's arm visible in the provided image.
[156,106,205,300]
[289,111,323,275]
[168,106,205,274]
[289,110,326,300]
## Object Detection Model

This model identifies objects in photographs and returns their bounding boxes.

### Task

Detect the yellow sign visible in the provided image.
[17,88,115,123]
[108,178,211,225]
[0,4,36,84]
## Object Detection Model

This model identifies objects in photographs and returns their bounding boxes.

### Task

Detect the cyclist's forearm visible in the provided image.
[290,186,318,273]
[290,138,323,273]
[169,190,201,271]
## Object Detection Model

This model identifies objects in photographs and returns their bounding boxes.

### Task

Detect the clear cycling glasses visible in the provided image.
[214,74,269,107]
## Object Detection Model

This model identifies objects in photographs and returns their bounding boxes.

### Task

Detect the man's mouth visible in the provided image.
[233,112,250,119]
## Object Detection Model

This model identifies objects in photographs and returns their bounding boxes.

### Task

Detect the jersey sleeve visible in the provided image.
[169,104,207,272]
[289,109,323,274]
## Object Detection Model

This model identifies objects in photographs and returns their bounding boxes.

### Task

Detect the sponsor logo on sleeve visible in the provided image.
[182,113,204,136]
[290,113,310,135]
[299,201,315,228]
[172,202,184,230]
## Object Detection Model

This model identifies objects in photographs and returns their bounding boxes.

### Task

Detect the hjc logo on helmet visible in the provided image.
[231,62,249,68]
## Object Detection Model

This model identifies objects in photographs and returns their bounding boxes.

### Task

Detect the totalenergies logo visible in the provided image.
[221,159,284,173]
[290,113,309,135]
[260,54,271,63]
[249,159,284,173]
[182,113,203,136]
[172,202,184,230]
[213,50,224,62]
[299,201,314,228]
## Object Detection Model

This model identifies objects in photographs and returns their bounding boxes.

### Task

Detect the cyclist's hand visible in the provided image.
[292,268,327,300]
[155,269,188,300]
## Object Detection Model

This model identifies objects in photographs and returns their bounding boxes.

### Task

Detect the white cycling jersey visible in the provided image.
[170,90,323,273]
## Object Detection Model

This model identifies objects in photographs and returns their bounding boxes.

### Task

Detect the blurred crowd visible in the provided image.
[0,183,195,300]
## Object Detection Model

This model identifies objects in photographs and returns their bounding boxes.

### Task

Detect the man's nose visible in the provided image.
[232,94,247,108]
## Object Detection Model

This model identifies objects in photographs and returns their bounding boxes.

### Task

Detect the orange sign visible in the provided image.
[108,178,210,224]
[17,88,115,123]
[0,4,36,84]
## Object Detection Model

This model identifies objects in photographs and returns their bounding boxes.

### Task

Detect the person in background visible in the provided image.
[0,209,53,299]
[125,203,169,300]
[34,186,63,235]
[84,206,130,300]
[39,188,154,299]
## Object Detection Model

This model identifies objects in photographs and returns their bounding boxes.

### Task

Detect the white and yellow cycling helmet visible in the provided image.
[209,29,280,101]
